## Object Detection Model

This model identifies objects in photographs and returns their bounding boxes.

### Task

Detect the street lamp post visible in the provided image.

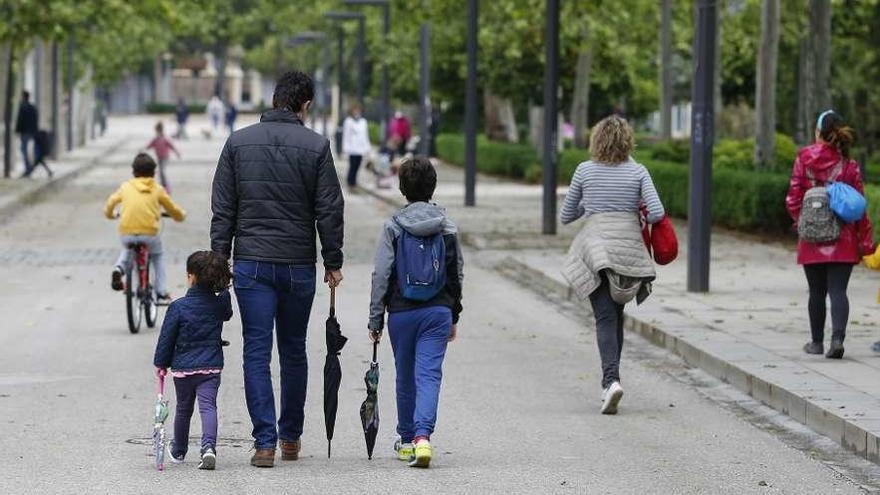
[542,0,559,235]
[687,0,718,293]
[419,23,430,156]
[287,31,329,137]
[465,0,478,207]
[344,0,390,140]
[324,11,367,104]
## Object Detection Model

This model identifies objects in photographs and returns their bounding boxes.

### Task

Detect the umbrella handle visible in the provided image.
[157,369,166,396]
[372,340,378,363]
[330,286,336,318]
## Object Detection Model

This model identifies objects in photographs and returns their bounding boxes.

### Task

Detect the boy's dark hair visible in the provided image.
[273,70,314,114]
[21,90,29,101]
[132,153,157,177]
[398,156,437,203]
[155,121,164,134]
[186,251,232,292]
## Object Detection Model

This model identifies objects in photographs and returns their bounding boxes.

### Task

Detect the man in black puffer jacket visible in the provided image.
[210,70,344,468]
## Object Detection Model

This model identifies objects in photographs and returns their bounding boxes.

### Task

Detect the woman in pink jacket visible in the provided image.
[785,111,874,359]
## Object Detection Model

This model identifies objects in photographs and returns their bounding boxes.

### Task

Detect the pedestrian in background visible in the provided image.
[145,121,180,192]
[225,100,238,133]
[15,90,38,178]
[560,115,665,415]
[24,130,54,179]
[207,95,224,136]
[342,103,371,189]
[389,110,412,156]
[153,250,233,471]
[786,110,874,359]
[175,98,189,140]
[368,157,464,468]
[211,70,344,468]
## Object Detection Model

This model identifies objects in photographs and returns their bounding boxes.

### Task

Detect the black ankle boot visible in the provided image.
[803,341,824,355]
[826,337,845,359]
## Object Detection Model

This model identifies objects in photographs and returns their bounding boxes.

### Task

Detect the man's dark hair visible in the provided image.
[273,70,314,113]
[398,156,437,203]
[132,152,157,178]
[21,91,29,102]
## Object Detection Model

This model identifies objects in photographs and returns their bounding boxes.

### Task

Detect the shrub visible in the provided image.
[145,102,206,114]
[649,139,691,163]
[435,134,537,180]
[713,133,797,173]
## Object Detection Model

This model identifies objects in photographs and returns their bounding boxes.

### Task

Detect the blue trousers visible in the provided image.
[233,261,316,449]
[388,306,452,442]
[172,373,221,458]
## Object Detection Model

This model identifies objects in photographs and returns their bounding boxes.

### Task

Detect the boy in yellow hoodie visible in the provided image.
[104,153,186,300]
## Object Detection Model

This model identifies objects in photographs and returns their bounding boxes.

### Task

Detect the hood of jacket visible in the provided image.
[799,142,843,173]
[130,177,157,193]
[393,202,453,236]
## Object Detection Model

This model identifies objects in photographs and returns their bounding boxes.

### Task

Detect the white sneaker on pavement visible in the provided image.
[601,382,624,415]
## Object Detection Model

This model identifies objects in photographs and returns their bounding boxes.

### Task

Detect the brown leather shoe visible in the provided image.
[280,439,301,461]
[250,448,275,468]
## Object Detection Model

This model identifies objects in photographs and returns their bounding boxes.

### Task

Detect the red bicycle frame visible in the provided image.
[134,244,150,293]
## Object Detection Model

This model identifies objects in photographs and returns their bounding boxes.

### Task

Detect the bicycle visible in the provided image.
[124,243,160,334]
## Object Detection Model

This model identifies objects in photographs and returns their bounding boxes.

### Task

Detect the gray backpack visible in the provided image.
[797,161,844,243]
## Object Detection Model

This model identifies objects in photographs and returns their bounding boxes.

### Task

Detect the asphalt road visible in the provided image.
[0,116,870,494]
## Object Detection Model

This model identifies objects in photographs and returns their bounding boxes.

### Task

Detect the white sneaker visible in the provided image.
[601,382,624,415]
[167,445,184,464]
[198,447,216,470]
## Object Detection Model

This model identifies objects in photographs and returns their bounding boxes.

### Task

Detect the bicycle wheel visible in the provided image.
[125,259,142,334]
[144,262,159,328]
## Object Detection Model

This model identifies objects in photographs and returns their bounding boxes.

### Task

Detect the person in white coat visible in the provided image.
[342,104,371,188]
[207,95,225,135]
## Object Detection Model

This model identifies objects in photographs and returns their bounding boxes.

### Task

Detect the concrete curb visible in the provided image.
[0,137,128,225]
[497,255,880,465]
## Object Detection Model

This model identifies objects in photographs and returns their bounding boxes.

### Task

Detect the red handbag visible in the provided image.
[639,206,678,265]
[650,215,678,265]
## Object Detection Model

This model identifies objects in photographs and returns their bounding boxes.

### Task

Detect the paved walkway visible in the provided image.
[361,156,880,464]
[3,117,876,493]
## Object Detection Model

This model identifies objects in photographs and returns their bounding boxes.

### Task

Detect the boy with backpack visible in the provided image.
[368,157,464,468]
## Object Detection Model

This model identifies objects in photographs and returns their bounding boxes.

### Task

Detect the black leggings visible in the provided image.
[803,263,854,343]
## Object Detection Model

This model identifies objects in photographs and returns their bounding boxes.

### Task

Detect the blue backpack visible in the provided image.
[395,222,447,302]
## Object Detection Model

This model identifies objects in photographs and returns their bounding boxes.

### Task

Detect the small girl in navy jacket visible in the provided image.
[154,251,232,470]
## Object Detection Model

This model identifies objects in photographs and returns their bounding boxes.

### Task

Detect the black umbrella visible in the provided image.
[324,287,347,458]
[359,339,380,459]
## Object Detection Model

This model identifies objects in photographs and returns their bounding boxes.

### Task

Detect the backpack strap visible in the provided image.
[828,159,845,183]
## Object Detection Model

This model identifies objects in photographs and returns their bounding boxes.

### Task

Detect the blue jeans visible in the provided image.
[388,306,452,442]
[233,261,316,449]
[20,133,33,175]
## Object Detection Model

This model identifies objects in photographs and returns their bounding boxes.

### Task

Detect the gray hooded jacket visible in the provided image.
[369,202,464,332]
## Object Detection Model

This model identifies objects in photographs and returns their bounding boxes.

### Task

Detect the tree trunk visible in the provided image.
[714,2,723,135]
[795,34,812,145]
[3,44,16,179]
[483,90,517,142]
[659,0,673,140]
[811,0,831,113]
[754,0,780,168]
[570,47,593,149]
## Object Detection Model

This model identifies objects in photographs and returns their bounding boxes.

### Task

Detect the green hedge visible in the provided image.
[436,134,538,180]
[434,132,880,236]
[145,102,207,114]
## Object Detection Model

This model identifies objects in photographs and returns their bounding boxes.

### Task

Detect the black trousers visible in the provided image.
[589,273,625,389]
[803,263,854,343]
[347,154,363,187]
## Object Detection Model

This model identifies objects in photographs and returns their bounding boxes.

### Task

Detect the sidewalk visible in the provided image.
[359,156,880,464]
[0,116,151,223]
